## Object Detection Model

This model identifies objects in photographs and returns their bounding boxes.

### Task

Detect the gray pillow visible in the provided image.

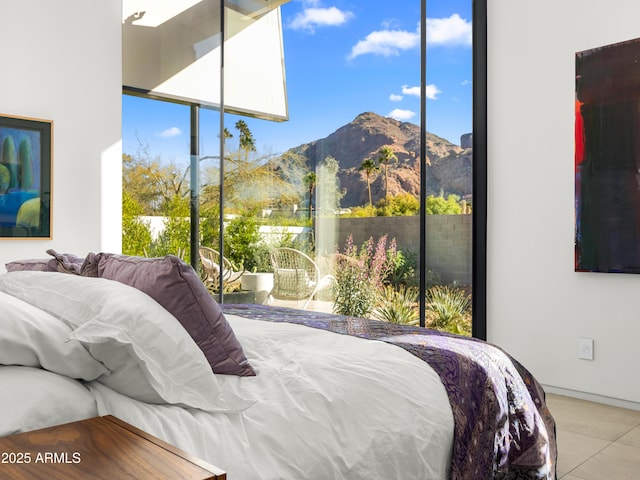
[94,253,255,377]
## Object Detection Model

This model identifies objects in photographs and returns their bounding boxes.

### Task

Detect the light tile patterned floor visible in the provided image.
[547,394,640,479]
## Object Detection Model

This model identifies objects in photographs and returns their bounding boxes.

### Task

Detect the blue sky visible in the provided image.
[122,0,472,166]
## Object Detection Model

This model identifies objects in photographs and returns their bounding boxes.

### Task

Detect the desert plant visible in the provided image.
[426,285,471,335]
[333,234,397,318]
[372,284,419,325]
[333,265,377,317]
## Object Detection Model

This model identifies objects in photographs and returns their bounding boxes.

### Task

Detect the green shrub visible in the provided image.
[375,192,420,216]
[386,250,417,287]
[149,194,191,262]
[425,194,462,215]
[224,214,261,270]
[122,191,153,257]
[347,205,377,217]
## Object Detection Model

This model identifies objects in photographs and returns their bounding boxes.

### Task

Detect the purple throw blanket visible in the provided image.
[222,304,557,480]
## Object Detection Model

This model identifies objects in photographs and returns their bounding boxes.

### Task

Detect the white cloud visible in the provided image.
[288,6,353,32]
[388,109,416,121]
[389,94,403,102]
[401,85,420,97]
[349,29,419,59]
[426,84,441,100]
[461,79,471,86]
[348,13,471,59]
[158,127,182,138]
[426,14,472,47]
[396,84,441,100]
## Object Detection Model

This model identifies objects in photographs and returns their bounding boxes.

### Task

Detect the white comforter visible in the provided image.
[0,272,454,479]
[87,315,454,479]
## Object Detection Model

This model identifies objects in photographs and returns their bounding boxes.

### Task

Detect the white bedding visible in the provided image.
[0,272,454,479]
[88,315,454,479]
[0,366,98,435]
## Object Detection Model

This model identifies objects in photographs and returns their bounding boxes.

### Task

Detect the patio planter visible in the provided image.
[240,272,274,305]
[219,290,256,304]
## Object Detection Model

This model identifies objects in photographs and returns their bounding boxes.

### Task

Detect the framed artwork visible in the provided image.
[0,114,52,239]
[575,37,640,273]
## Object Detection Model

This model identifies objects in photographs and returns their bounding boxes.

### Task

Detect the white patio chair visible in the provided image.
[199,246,244,291]
[268,247,335,309]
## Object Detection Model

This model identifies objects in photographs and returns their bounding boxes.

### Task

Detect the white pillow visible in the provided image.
[0,366,98,436]
[0,291,108,380]
[0,272,224,410]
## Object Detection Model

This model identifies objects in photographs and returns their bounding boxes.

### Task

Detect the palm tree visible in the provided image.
[376,146,398,199]
[303,171,316,220]
[358,157,379,207]
[235,120,256,160]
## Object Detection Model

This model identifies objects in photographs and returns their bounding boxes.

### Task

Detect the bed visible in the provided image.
[0,252,557,479]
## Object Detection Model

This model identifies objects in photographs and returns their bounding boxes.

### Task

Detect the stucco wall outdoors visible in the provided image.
[334,215,472,285]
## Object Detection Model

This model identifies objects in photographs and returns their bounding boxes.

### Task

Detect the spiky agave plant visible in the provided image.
[372,284,419,325]
[426,285,471,335]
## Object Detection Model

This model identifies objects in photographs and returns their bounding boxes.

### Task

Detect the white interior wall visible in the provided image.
[0,0,122,270]
[3,0,637,408]
[488,0,640,407]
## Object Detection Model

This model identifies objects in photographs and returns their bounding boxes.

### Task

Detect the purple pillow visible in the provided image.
[45,249,86,275]
[5,250,88,275]
[94,253,255,377]
[5,258,57,272]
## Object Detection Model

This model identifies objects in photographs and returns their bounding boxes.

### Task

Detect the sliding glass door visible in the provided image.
[121,0,485,337]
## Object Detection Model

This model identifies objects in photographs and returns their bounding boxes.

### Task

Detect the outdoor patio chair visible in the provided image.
[268,247,335,309]
[199,246,244,291]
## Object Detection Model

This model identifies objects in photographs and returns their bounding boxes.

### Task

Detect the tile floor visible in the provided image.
[547,393,640,479]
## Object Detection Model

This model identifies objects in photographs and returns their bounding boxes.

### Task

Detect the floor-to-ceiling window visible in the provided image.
[122,0,485,337]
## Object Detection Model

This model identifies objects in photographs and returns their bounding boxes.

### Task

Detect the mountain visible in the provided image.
[284,112,473,208]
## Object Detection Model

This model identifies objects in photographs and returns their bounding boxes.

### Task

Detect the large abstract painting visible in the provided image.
[0,114,52,239]
[575,37,640,273]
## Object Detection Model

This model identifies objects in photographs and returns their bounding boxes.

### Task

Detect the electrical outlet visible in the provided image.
[578,337,594,360]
